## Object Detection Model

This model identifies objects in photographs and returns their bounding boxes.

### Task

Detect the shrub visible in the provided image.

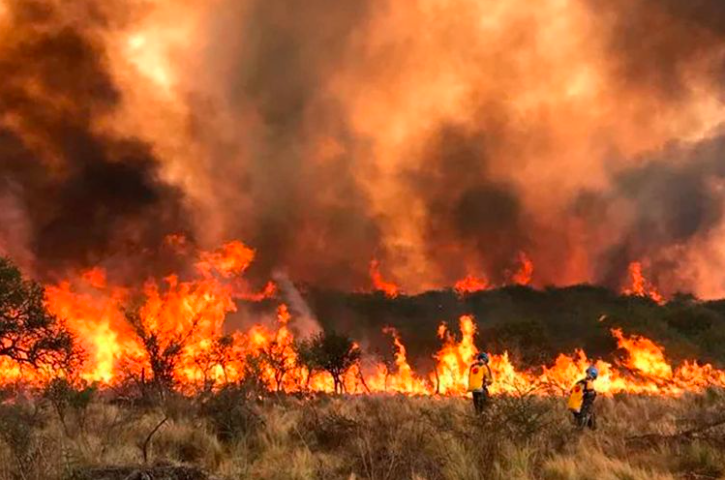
[0,400,46,478]
[200,386,263,444]
[44,378,96,436]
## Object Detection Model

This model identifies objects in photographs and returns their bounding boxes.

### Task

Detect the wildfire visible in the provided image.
[454,252,534,295]
[369,259,400,298]
[196,240,256,277]
[623,262,665,304]
[44,278,134,384]
[241,281,278,302]
[454,274,490,296]
[511,252,534,286]
[0,240,723,398]
[367,327,429,394]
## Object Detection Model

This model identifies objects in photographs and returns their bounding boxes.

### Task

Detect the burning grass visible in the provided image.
[0,389,724,480]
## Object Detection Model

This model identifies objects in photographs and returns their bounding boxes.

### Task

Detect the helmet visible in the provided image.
[586,366,599,379]
[477,352,490,363]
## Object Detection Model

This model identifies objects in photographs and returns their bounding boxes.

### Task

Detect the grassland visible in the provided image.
[1,387,725,480]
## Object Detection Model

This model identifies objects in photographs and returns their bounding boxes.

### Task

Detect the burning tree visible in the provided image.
[193,334,235,390]
[0,257,75,372]
[298,331,361,394]
[124,306,201,394]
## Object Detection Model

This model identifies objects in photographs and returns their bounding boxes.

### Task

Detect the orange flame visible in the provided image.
[454,274,490,296]
[369,259,400,298]
[239,281,278,302]
[367,327,429,394]
[623,261,665,304]
[511,252,534,286]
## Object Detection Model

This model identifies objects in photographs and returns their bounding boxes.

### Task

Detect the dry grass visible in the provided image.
[0,389,724,480]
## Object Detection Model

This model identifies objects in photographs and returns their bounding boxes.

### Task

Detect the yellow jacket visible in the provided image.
[567,378,594,413]
[468,361,493,392]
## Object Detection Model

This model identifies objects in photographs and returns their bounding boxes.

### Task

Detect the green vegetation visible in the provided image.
[305,285,725,369]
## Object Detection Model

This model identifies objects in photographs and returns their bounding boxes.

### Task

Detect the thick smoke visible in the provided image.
[586,135,725,294]
[3,0,725,297]
[176,0,383,291]
[406,124,531,283]
[0,0,190,279]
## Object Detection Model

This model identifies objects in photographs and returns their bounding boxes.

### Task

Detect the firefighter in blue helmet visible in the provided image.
[568,366,598,429]
[468,352,493,414]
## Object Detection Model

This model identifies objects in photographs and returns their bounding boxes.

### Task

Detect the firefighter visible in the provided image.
[568,366,598,429]
[468,352,493,414]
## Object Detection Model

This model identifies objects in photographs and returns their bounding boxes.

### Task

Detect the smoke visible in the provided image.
[0,0,191,279]
[584,134,725,293]
[3,0,725,297]
[0,182,33,271]
[405,124,531,284]
[273,271,321,338]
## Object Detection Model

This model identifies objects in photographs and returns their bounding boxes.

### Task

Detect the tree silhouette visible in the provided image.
[0,257,74,371]
[298,331,360,394]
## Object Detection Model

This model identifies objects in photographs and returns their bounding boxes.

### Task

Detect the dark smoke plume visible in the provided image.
[0,1,190,279]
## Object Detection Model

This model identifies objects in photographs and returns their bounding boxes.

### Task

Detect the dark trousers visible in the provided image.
[573,400,596,429]
[472,389,489,414]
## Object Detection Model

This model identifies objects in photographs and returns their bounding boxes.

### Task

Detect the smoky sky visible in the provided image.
[198,0,725,293]
[590,0,725,99]
[584,135,725,289]
[0,1,190,278]
[406,124,530,282]
[198,0,381,290]
[4,0,725,297]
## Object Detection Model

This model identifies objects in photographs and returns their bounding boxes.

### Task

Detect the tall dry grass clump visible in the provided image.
[0,386,724,479]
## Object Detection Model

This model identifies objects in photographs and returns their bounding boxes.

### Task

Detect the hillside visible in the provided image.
[295,286,725,369]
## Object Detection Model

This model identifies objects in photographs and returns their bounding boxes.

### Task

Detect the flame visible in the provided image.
[623,262,665,304]
[81,267,107,289]
[1,239,724,397]
[367,327,429,394]
[196,240,256,277]
[369,259,400,298]
[45,278,135,384]
[454,252,533,295]
[511,252,534,286]
[432,315,479,394]
[454,274,490,296]
[240,281,278,302]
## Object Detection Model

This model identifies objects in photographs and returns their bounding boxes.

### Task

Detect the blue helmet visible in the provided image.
[586,366,599,379]
[477,352,490,363]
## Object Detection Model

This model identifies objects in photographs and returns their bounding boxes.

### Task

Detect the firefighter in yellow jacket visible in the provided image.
[568,366,598,429]
[468,352,493,414]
